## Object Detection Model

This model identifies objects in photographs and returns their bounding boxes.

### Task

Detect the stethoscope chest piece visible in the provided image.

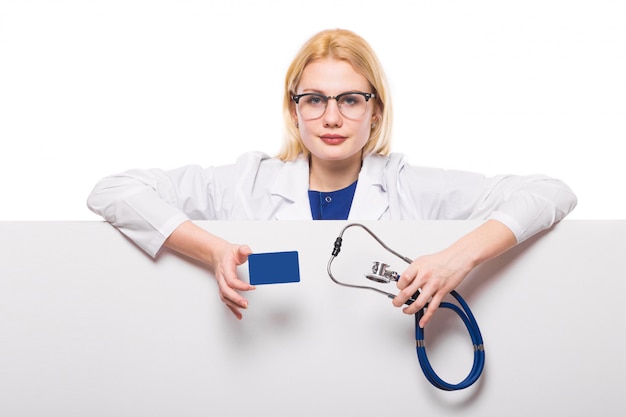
[365,261,400,284]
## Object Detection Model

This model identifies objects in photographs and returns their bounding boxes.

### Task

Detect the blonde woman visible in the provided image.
[88,29,577,325]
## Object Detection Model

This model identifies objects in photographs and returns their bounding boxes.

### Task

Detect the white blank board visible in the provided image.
[1,220,624,416]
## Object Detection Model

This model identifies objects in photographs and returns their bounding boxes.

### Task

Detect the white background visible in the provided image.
[1,0,624,220]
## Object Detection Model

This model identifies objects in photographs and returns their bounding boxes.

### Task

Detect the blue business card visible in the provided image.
[248,251,300,285]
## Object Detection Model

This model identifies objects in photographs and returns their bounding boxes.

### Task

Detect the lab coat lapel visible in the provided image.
[269,154,392,220]
[271,157,313,220]
[348,154,390,220]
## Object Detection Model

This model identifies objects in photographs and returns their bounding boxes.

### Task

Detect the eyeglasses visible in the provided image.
[292,92,376,120]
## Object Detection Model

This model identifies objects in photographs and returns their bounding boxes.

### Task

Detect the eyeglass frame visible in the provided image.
[291,91,376,120]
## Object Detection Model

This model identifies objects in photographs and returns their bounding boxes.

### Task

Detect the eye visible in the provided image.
[302,95,325,106]
[339,94,364,106]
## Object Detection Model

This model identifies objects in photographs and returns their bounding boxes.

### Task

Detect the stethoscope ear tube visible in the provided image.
[327,223,485,391]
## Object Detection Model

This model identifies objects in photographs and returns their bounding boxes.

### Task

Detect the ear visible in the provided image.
[290,101,299,127]
[371,105,381,126]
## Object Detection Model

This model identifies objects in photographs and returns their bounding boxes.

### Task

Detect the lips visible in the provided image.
[320,134,347,145]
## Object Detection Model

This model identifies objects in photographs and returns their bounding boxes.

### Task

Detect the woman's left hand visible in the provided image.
[392,249,471,328]
[392,219,518,328]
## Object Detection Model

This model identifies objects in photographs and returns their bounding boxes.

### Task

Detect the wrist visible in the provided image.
[164,221,232,268]
[448,220,517,270]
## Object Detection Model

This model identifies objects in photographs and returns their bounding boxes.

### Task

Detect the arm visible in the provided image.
[389,159,577,327]
[86,165,218,257]
[87,153,270,256]
[392,219,516,327]
[87,163,256,319]
[164,221,255,320]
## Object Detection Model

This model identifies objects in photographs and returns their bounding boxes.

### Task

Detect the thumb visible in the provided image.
[235,244,253,263]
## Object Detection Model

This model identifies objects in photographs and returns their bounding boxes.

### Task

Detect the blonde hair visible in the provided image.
[277,29,393,161]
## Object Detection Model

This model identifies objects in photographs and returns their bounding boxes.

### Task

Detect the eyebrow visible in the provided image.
[298,88,330,95]
[298,89,368,95]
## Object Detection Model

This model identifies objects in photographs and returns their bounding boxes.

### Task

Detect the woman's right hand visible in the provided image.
[164,221,255,320]
[212,243,255,319]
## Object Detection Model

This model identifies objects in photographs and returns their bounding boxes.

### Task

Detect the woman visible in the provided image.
[87,29,577,326]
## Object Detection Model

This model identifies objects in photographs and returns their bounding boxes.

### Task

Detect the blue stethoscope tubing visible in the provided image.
[327,223,485,391]
[415,292,485,390]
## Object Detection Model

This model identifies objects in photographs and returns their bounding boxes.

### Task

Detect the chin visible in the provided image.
[314,149,360,163]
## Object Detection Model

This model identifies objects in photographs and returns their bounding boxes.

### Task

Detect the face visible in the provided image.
[292,58,379,165]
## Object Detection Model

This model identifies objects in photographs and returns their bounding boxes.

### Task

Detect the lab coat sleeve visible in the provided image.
[482,174,578,243]
[395,158,578,243]
[86,164,231,257]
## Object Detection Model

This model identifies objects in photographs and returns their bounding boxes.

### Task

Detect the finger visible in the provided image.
[217,275,250,309]
[396,262,419,290]
[413,294,444,328]
[226,275,256,292]
[220,289,249,310]
[392,287,416,307]
[400,286,432,314]
[221,253,256,291]
[393,281,421,307]
[226,303,243,320]
[393,271,425,307]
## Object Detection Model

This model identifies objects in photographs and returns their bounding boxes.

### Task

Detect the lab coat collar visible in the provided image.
[271,153,391,221]
[271,156,313,220]
[349,153,389,220]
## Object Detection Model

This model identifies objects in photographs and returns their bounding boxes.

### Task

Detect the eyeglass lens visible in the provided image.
[298,94,370,120]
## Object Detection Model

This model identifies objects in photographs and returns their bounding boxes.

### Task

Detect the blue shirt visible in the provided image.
[308,180,358,220]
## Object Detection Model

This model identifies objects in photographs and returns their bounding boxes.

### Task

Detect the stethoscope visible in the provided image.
[327,223,485,391]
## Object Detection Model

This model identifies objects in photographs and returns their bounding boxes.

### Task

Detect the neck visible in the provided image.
[309,153,362,192]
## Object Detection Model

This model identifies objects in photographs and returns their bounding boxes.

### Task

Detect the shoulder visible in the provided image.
[227,152,308,193]
[364,153,491,198]
[361,152,405,175]
[362,152,444,180]
[234,151,278,167]
[232,151,306,175]
[216,151,284,177]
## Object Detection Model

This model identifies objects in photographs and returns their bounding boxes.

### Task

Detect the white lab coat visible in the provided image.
[87,151,577,257]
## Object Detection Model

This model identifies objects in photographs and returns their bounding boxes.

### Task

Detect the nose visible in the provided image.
[322,98,343,127]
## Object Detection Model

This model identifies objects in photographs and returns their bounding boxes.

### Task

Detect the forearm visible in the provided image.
[445,219,517,272]
[163,220,230,267]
